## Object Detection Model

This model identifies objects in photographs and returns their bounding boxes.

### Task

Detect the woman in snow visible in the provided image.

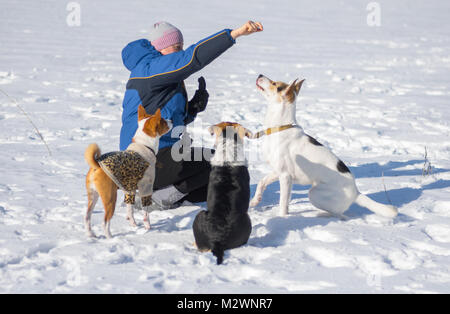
[120,20,263,210]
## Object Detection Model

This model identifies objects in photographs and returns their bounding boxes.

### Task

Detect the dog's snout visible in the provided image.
[256,75,265,91]
[257,74,267,84]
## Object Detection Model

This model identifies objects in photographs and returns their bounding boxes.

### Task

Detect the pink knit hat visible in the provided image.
[149,21,184,51]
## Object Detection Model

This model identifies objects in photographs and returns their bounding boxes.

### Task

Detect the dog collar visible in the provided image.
[252,124,298,139]
[144,146,156,156]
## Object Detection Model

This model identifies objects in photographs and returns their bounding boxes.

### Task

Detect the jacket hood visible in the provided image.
[122,39,161,71]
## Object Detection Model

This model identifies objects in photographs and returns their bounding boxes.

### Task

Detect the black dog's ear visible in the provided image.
[208,125,219,136]
[237,125,253,139]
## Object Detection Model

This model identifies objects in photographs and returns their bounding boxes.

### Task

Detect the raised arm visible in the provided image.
[129,21,264,87]
[133,29,235,86]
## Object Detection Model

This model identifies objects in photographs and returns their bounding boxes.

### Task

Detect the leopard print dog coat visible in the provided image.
[97,143,156,207]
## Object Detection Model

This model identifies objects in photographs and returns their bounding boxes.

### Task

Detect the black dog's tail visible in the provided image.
[212,242,225,265]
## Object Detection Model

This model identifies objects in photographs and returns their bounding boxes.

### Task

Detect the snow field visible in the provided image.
[0,0,450,293]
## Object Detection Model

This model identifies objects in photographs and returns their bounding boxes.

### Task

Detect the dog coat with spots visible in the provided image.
[97,143,156,207]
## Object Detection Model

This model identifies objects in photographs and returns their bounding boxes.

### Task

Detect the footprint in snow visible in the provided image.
[424,224,450,243]
[303,227,341,243]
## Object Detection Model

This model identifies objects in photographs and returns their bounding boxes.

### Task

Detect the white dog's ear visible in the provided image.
[286,78,305,96]
[294,79,305,95]
[284,79,297,95]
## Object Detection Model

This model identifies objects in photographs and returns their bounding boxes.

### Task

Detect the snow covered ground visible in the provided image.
[1,0,450,293]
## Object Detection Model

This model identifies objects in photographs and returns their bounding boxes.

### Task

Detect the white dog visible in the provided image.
[250,74,398,219]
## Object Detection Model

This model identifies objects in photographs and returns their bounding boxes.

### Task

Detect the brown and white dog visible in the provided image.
[84,105,171,238]
[250,74,398,219]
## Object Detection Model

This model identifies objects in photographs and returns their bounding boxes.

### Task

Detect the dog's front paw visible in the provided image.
[143,213,151,230]
[127,216,138,227]
[126,204,138,227]
[249,196,261,207]
[86,230,96,238]
[279,207,289,217]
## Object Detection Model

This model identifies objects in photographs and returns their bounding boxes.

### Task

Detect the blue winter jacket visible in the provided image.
[120,29,235,151]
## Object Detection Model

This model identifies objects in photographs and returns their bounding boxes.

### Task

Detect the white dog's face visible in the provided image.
[256,74,305,105]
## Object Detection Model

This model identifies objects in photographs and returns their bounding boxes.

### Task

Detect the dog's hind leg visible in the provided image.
[279,173,293,216]
[250,172,278,207]
[94,170,118,238]
[102,190,117,239]
[85,190,98,238]
[308,184,352,217]
[193,210,211,252]
[85,169,98,238]
[102,188,117,239]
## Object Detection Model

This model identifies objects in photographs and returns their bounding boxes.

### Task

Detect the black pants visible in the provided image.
[153,146,213,203]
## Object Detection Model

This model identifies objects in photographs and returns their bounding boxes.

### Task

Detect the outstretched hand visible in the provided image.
[231,21,263,39]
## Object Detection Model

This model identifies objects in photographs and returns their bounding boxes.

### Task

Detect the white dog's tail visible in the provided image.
[355,194,398,218]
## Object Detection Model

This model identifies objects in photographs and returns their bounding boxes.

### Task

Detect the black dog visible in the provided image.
[193,122,253,264]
